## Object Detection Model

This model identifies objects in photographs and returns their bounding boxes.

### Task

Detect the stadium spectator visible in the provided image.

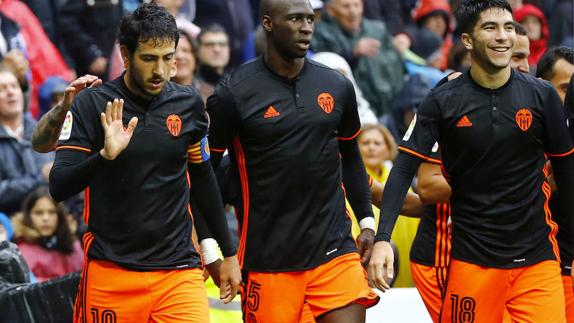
[514,4,549,68]
[312,0,405,117]
[12,187,82,282]
[194,0,254,68]
[172,30,198,88]
[196,24,231,101]
[0,67,52,215]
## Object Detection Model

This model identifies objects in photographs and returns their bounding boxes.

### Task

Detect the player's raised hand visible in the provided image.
[368,241,394,292]
[62,74,102,111]
[100,99,138,160]
[357,228,375,265]
[218,256,242,304]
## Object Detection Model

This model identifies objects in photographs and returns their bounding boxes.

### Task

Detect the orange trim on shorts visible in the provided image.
[233,137,249,268]
[82,187,90,224]
[435,203,451,268]
[56,145,92,153]
[338,129,361,141]
[542,180,561,261]
[547,146,574,157]
[398,146,442,164]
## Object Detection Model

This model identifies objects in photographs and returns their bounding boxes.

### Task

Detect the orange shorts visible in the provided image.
[410,262,448,323]
[242,253,379,323]
[74,260,208,323]
[564,275,574,323]
[440,259,565,323]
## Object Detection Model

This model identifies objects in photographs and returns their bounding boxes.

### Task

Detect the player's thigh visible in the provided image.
[76,260,150,323]
[149,268,209,323]
[242,271,306,323]
[440,259,507,323]
[306,253,379,320]
[506,260,565,323]
[411,262,447,323]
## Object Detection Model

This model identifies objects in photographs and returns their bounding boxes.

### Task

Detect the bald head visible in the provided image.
[260,0,311,20]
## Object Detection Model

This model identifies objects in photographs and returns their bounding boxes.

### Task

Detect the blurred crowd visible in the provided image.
[0,0,572,299]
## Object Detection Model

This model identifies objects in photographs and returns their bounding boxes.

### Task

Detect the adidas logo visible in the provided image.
[264,106,280,118]
[456,115,473,128]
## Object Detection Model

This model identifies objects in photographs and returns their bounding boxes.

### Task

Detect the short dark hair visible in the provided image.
[513,21,527,36]
[455,0,513,34]
[536,46,574,80]
[197,24,228,45]
[118,2,179,54]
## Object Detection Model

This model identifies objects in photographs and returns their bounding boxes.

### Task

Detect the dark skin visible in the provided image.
[263,0,370,322]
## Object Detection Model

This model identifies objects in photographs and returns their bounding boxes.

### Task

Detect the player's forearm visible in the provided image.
[31,103,68,153]
[188,162,236,257]
[376,152,421,242]
[49,149,107,201]
[401,192,424,218]
[370,177,423,217]
[340,140,374,222]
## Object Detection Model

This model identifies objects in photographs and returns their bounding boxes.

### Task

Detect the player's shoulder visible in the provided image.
[306,58,350,84]
[220,58,266,91]
[513,70,555,93]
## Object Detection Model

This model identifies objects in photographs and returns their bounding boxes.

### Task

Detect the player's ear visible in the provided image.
[461,33,473,51]
[170,59,177,78]
[120,45,130,69]
[262,15,272,32]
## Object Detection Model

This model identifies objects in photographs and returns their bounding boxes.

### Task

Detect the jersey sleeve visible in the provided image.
[337,77,361,140]
[56,93,98,153]
[398,93,441,161]
[543,85,574,157]
[205,77,240,153]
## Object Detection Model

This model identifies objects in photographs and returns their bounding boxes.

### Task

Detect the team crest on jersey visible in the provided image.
[402,114,417,141]
[58,111,73,141]
[515,108,532,132]
[317,92,334,114]
[166,114,182,137]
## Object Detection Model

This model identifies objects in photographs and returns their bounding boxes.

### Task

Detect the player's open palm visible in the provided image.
[368,241,394,292]
[218,256,242,304]
[100,99,138,160]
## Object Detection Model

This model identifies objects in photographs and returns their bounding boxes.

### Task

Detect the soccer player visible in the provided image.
[49,3,241,322]
[369,1,574,322]
[410,26,533,321]
[203,0,379,321]
[537,46,574,322]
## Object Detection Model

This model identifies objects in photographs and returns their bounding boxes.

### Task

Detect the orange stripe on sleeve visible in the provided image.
[211,147,226,153]
[56,145,91,153]
[546,146,574,157]
[398,146,441,164]
[338,129,361,141]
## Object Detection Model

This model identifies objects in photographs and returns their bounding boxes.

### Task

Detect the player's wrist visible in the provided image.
[200,238,221,265]
[359,217,376,232]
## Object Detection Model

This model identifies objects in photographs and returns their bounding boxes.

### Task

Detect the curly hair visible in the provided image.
[118,2,179,54]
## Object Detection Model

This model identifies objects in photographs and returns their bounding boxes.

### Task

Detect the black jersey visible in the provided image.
[410,146,451,268]
[206,58,361,272]
[56,77,207,270]
[400,70,574,268]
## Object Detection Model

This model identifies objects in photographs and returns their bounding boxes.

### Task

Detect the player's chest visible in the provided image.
[237,82,344,140]
[441,93,544,150]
